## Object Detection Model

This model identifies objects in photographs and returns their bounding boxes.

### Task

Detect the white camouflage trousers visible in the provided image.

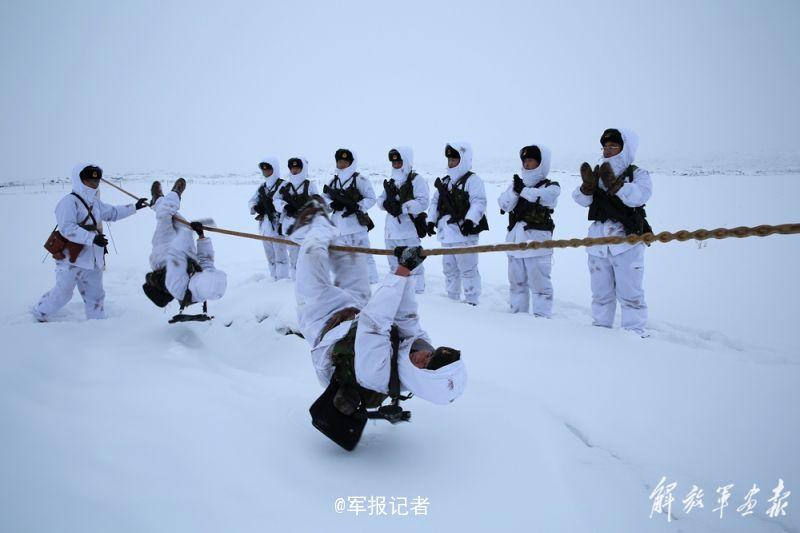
[33,263,106,320]
[442,238,481,305]
[262,240,289,280]
[335,231,379,284]
[295,217,370,346]
[588,244,647,334]
[386,236,425,293]
[508,255,553,317]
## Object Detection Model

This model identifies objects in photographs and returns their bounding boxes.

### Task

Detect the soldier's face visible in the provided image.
[391,160,403,169]
[410,349,433,369]
[447,157,460,169]
[522,158,540,170]
[602,142,622,158]
[290,167,302,175]
[261,167,274,178]
[336,159,351,170]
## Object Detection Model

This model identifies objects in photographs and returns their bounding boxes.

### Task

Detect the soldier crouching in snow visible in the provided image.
[34,163,148,321]
[289,197,467,450]
[141,179,227,315]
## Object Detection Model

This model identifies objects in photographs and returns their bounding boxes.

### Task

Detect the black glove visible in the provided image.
[330,199,344,212]
[190,221,205,237]
[254,203,266,216]
[394,246,426,271]
[512,175,524,194]
[598,162,623,194]
[93,233,108,247]
[580,162,598,195]
[426,221,437,236]
[383,199,402,217]
[135,198,148,210]
[461,218,475,235]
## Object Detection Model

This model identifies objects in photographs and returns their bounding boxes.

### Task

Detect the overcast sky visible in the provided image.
[1,0,798,180]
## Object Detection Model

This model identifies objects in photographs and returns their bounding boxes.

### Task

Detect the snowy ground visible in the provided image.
[1,169,798,533]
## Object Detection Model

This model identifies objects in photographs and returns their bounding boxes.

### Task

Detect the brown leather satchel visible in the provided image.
[43,227,85,262]
[42,193,96,263]
[43,226,68,260]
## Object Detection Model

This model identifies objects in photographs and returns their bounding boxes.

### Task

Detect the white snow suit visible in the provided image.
[497,145,561,317]
[427,142,487,305]
[377,146,430,293]
[150,191,227,304]
[248,156,289,280]
[295,215,466,404]
[33,163,137,320]
[571,128,652,334]
[272,157,318,279]
[323,150,379,284]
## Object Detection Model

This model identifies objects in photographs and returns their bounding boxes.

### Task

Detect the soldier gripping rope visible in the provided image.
[142,179,227,323]
[34,163,148,321]
[289,196,467,451]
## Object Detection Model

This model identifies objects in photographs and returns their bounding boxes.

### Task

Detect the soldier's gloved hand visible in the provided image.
[93,233,108,247]
[461,218,475,235]
[394,246,426,271]
[512,175,524,194]
[579,162,598,195]
[426,221,437,236]
[190,221,205,238]
[330,199,344,211]
[599,162,623,194]
[135,198,149,210]
[254,203,266,216]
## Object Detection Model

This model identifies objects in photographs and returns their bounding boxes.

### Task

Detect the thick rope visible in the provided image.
[101,178,800,256]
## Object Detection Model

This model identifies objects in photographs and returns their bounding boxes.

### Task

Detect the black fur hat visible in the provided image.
[79,165,102,181]
[288,158,303,170]
[388,149,402,162]
[335,149,354,163]
[600,128,624,148]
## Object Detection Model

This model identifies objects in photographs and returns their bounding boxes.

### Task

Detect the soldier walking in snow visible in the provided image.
[34,163,148,321]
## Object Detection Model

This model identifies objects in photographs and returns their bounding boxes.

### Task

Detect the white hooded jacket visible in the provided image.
[323,150,377,236]
[247,156,284,236]
[497,145,561,258]
[571,128,653,257]
[427,142,487,244]
[273,157,319,236]
[350,274,467,404]
[151,191,227,304]
[53,163,137,270]
[377,146,431,240]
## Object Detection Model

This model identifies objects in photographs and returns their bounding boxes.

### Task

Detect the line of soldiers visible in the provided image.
[249,128,652,336]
